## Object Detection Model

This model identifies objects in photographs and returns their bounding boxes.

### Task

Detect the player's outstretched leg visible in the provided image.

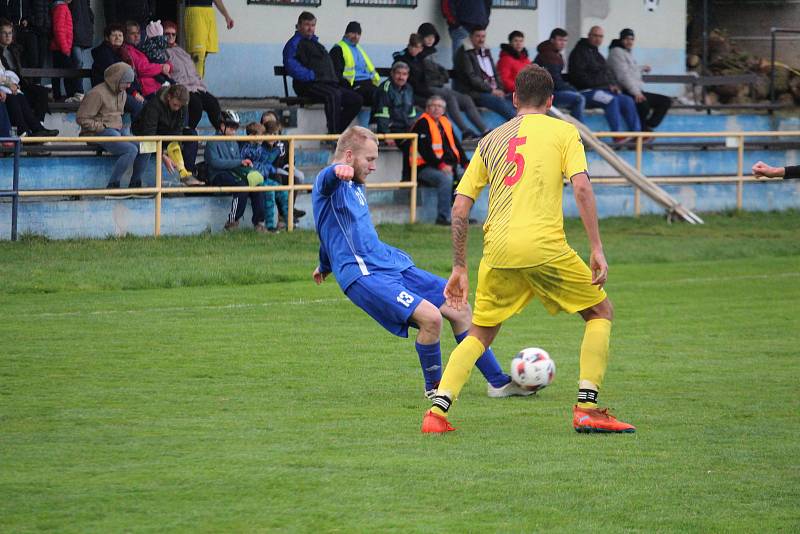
[411,301,444,399]
[574,299,635,433]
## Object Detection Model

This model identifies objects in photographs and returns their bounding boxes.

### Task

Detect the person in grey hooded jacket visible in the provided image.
[607,28,670,131]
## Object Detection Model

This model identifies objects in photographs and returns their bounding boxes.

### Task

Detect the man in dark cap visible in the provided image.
[330,20,380,106]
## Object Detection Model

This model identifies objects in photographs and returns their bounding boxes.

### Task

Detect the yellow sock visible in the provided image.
[578,319,612,402]
[166,142,191,178]
[430,336,485,417]
[192,52,207,78]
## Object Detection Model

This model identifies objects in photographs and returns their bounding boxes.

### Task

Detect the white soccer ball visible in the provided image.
[510,347,556,391]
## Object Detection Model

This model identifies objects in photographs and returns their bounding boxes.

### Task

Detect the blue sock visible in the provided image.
[454,330,511,388]
[415,341,442,390]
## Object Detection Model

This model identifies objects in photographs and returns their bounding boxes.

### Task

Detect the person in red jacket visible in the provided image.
[50,0,81,100]
[124,20,173,98]
[497,30,530,95]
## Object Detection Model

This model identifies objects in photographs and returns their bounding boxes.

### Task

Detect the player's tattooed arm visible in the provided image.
[450,194,474,269]
[452,215,469,268]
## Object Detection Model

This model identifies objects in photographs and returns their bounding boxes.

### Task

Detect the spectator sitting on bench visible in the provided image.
[241,121,290,233]
[260,110,306,224]
[568,26,641,139]
[0,61,57,136]
[497,30,530,96]
[77,62,148,190]
[607,28,671,132]
[329,21,380,106]
[206,110,269,233]
[131,84,202,185]
[396,30,488,139]
[411,95,468,226]
[163,20,221,133]
[0,18,50,123]
[50,0,81,102]
[454,26,516,121]
[124,20,172,99]
[92,23,145,119]
[534,28,585,123]
[283,11,362,134]
[373,61,415,178]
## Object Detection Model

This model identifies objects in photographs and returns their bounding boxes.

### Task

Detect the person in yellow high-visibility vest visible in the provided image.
[329,21,381,106]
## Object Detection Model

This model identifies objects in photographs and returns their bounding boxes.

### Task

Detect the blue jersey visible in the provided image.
[312,164,415,291]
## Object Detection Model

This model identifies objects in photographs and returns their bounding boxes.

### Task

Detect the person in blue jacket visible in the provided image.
[205,110,268,233]
[312,125,534,400]
[282,11,362,134]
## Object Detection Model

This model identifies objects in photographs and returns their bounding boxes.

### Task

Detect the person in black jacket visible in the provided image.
[0,17,49,121]
[394,32,485,139]
[68,0,92,94]
[567,26,640,136]
[0,0,50,72]
[91,23,144,118]
[132,84,200,182]
[282,12,362,134]
[534,28,584,122]
[453,27,515,120]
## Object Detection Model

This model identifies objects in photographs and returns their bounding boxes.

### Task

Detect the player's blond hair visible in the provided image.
[334,126,378,158]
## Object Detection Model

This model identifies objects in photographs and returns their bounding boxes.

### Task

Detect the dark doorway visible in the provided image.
[153,1,180,24]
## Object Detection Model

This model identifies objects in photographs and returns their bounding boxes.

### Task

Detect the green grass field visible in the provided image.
[1,211,799,532]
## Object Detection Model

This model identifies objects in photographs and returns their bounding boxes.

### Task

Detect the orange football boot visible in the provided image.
[421,410,456,434]
[573,405,636,433]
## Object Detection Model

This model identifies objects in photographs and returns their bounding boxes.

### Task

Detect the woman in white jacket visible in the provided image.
[0,63,57,136]
[607,28,671,131]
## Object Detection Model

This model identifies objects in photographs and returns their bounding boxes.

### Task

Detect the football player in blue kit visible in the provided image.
[312,125,532,399]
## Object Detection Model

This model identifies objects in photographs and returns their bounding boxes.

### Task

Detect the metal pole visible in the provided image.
[288,139,295,232]
[701,0,709,107]
[409,134,418,224]
[737,135,744,210]
[769,28,777,104]
[155,140,162,237]
[11,138,20,241]
[634,137,642,217]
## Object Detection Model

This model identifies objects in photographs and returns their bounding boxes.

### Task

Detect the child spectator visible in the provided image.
[260,110,306,223]
[241,121,289,232]
[205,110,269,233]
[140,20,169,65]
[50,0,81,101]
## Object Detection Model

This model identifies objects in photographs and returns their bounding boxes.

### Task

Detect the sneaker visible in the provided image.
[421,410,456,434]
[223,220,239,231]
[572,405,636,433]
[180,176,204,186]
[254,223,269,234]
[435,217,450,226]
[424,387,437,400]
[486,380,537,398]
[293,208,306,220]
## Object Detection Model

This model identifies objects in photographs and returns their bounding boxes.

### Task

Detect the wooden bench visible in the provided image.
[19,67,93,112]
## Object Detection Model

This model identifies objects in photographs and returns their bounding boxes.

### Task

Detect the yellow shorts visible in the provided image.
[472,249,607,327]
[184,6,219,55]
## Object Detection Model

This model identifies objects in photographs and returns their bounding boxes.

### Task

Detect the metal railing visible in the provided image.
[589,130,793,216]
[3,132,418,241]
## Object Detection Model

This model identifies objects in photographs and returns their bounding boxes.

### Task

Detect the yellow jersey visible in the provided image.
[456,113,588,268]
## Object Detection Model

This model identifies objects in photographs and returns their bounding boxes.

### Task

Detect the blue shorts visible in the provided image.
[344,266,447,338]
